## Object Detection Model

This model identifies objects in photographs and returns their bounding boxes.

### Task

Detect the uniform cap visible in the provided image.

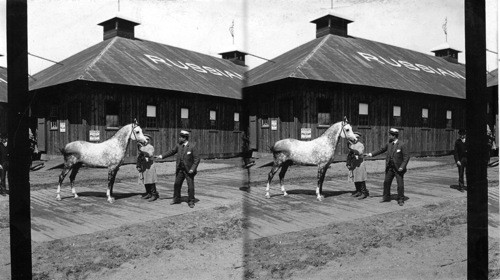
[389,128,399,135]
[180,130,190,136]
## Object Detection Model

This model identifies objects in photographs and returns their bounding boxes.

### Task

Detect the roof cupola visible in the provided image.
[310,13,354,38]
[97,16,140,41]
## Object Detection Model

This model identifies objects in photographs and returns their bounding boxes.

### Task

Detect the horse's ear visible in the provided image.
[343,116,348,123]
[133,118,139,126]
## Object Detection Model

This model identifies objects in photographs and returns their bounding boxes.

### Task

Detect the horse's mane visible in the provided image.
[320,121,342,139]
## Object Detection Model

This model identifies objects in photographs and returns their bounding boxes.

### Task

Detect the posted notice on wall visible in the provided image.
[301,128,311,139]
[271,119,278,131]
[89,130,100,141]
[59,122,66,132]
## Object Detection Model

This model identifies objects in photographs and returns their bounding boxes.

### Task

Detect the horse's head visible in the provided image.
[339,118,358,143]
[131,123,148,145]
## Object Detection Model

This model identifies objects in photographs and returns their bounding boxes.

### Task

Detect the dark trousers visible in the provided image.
[173,169,195,202]
[457,157,467,186]
[0,164,6,190]
[383,167,405,200]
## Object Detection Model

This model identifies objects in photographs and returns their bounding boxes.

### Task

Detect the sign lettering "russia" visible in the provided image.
[144,54,243,80]
[357,52,465,80]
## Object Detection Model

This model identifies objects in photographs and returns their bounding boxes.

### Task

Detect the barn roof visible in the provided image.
[30,37,245,99]
[245,34,466,99]
[0,67,7,103]
[487,69,498,87]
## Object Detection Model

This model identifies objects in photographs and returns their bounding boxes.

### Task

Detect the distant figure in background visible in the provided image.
[242,133,255,169]
[346,132,369,199]
[364,128,410,206]
[487,124,496,164]
[454,129,467,192]
[241,133,255,189]
[0,135,8,195]
[28,127,38,165]
[136,134,159,202]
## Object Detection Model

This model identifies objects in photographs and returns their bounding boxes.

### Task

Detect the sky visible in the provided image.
[0,0,498,74]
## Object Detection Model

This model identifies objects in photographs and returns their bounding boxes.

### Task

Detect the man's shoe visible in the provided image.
[398,200,404,206]
[142,193,152,199]
[380,197,391,203]
[358,193,369,200]
[188,202,195,208]
[170,200,181,205]
[148,195,159,202]
[352,192,362,197]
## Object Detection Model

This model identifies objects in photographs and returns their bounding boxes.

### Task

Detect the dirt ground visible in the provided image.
[0,155,498,279]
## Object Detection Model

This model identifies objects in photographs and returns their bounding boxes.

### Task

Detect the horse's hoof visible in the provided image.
[317,196,324,201]
[265,193,271,199]
[108,198,115,203]
[74,195,79,199]
[56,195,61,201]
[283,192,288,196]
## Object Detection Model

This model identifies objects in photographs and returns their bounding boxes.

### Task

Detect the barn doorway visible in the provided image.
[279,98,296,139]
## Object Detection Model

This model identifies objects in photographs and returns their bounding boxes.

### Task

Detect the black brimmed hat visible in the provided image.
[458,129,466,135]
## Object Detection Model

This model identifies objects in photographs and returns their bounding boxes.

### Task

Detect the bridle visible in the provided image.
[338,116,350,142]
[130,120,140,142]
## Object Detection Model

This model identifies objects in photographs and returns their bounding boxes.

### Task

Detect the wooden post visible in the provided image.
[465,0,488,279]
[6,0,32,279]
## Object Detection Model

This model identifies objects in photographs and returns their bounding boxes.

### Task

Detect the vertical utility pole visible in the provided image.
[6,0,32,279]
[465,0,488,279]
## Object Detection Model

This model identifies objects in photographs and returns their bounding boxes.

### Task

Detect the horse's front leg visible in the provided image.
[279,162,291,197]
[266,164,281,199]
[316,164,329,201]
[69,162,82,199]
[107,167,119,203]
[56,165,72,201]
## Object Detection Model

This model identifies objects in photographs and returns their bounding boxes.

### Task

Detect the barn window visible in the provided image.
[49,106,58,130]
[234,112,240,131]
[446,110,453,129]
[105,101,120,128]
[358,103,369,126]
[146,105,157,128]
[422,108,429,127]
[317,99,331,126]
[393,106,402,127]
[209,110,217,130]
[180,107,189,128]
[69,102,82,124]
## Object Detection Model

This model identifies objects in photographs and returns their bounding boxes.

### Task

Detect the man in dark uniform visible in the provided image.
[156,130,200,208]
[0,135,8,195]
[454,129,467,192]
[365,128,410,206]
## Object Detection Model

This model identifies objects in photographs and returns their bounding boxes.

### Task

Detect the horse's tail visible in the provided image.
[269,145,276,154]
[59,147,68,156]
[260,161,275,168]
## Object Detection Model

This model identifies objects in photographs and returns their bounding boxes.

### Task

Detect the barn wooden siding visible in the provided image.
[32,82,244,160]
[245,79,465,158]
[0,103,6,136]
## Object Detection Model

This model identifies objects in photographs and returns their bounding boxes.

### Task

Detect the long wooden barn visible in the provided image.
[29,17,246,160]
[244,13,471,158]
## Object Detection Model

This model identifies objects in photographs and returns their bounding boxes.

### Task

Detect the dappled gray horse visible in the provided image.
[56,121,147,203]
[266,119,358,201]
